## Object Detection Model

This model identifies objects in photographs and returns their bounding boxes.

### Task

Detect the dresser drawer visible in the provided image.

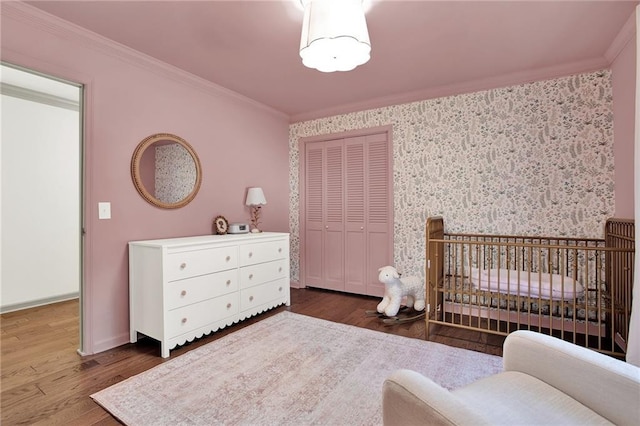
[166,246,238,281]
[239,259,288,289]
[239,240,288,266]
[167,293,239,338]
[240,278,288,312]
[167,269,238,310]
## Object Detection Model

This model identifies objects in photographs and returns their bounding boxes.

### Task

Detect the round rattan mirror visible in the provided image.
[131,133,202,209]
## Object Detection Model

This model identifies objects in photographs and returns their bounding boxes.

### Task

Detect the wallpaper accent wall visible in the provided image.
[155,143,197,204]
[289,70,615,281]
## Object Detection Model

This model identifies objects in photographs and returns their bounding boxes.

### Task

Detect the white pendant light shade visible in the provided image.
[299,0,371,72]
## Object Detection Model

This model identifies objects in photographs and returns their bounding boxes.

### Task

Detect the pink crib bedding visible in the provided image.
[469,268,585,300]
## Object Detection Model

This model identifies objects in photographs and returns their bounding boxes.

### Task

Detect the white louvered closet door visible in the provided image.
[303,130,392,297]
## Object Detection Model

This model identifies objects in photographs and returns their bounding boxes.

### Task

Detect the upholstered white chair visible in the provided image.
[382,330,640,425]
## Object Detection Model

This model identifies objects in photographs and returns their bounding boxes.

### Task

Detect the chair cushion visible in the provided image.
[452,371,613,425]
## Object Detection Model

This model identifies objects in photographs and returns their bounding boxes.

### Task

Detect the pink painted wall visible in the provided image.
[611,14,637,219]
[1,4,290,354]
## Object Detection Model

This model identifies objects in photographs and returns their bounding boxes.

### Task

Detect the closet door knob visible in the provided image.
[360,226,364,230]
[180,262,187,270]
[325,226,329,229]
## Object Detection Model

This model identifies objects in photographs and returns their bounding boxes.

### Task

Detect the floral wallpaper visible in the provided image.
[155,143,197,204]
[289,70,615,282]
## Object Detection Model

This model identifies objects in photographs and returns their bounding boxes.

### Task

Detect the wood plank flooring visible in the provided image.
[1,287,504,425]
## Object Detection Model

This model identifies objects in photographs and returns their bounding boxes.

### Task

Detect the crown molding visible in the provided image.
[290,57,610,123]
[1,2,288,120]
[605,7,636,64]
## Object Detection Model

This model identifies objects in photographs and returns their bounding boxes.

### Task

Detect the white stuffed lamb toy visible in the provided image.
[377,265,425,317]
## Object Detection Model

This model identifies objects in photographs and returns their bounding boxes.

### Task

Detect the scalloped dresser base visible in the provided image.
[164,300,288,356]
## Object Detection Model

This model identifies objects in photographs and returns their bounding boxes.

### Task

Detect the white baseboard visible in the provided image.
[0,292,79,314]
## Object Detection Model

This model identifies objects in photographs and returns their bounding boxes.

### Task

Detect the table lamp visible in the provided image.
[245,187,267,233]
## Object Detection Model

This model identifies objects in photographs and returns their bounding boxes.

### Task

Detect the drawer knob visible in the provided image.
[249,295,254,302]
[278,248,282,253]
[181,290,187,296]
[226,303,232,309]
[225,256,231,262]
[180,262,187,270]
[278,267,283,273]
[249,274,254,280]
[226,279,231,286]
[279,286,283,292]
[248,252,253,258]
[181,318,187,324]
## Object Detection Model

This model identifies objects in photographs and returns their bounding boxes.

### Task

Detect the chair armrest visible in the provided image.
[382,369,491,426]
[503,330,640,425]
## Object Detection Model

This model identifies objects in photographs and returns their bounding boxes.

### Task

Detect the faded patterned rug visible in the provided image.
[91,311,502,425]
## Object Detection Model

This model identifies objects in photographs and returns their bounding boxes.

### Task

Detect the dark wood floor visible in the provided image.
[1,287,504,425]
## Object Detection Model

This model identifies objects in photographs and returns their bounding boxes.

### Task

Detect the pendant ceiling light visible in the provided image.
[299,0,371,73]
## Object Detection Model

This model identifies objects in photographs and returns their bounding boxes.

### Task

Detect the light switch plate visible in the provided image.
[98,202,111,219]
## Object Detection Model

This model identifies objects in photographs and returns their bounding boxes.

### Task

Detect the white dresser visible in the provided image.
[129,232,290,357]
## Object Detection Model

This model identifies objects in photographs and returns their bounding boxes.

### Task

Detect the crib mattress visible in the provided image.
[470,268,585,300]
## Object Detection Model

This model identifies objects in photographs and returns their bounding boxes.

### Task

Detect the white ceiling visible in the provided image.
[26,1,638,121]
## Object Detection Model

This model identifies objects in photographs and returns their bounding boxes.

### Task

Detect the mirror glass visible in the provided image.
[131,133,202,209]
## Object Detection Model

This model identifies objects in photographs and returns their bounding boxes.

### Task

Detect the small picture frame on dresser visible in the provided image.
[213,215,229,234]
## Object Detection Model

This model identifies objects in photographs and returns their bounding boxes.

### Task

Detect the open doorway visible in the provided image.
[0,62,84,351]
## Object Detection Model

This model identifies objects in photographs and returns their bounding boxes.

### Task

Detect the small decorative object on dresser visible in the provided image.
[228,223,250,234]
[128,232,290,357]
[213,215,228,235]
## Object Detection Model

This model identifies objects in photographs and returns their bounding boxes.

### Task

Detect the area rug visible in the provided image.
[91,311,502,425]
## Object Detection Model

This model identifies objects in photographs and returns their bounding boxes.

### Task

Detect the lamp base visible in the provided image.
[250,228,262,233]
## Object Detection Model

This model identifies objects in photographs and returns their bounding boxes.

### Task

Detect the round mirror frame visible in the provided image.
[131,133,202,209]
